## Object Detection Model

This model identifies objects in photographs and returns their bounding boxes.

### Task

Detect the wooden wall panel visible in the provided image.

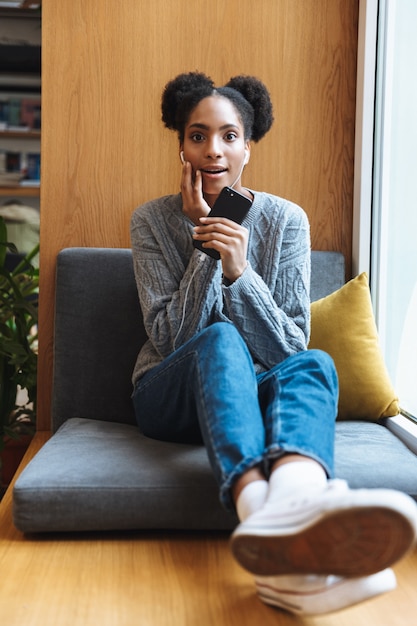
[38,0,359,429]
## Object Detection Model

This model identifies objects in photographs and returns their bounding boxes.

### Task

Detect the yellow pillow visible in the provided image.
[309,273,399,421]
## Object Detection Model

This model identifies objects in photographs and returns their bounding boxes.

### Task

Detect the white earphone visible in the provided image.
[180,151,185,164]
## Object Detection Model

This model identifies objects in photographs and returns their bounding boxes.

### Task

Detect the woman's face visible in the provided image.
[181,95,250,199]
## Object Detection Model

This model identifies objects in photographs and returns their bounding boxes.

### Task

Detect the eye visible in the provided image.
[225,132,238,141]
[191,133,205,143]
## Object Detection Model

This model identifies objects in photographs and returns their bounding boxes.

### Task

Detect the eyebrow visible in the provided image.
[188,123,240,131]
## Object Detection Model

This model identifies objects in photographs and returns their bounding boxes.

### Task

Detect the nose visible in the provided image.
[206,136,223,159]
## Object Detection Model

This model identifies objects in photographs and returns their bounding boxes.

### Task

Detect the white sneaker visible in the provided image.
[255,568,396,616]
[231,479,417,577]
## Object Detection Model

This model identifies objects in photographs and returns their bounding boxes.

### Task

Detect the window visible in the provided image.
[371,0,417,421]
[354,0,417,423]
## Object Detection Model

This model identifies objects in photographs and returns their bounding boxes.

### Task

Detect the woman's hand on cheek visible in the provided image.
[181,162,211,226]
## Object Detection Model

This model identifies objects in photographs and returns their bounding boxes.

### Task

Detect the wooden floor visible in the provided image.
[0,434,416,626]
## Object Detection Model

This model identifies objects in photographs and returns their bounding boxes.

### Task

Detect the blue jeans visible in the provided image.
[132,322,338,511]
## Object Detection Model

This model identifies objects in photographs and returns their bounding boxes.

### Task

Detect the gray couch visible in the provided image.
[12,248,417,533]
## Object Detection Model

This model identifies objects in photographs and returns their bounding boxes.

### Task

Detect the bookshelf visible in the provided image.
[0,7,41,201]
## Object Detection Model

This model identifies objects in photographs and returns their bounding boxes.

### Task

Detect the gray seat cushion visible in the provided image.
[13,418,417,533]
[13,418,237,533]
[334,420,417,494]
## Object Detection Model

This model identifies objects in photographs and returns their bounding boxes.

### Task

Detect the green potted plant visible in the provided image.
[0,216,39,490]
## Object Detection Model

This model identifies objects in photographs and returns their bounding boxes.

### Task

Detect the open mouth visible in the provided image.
[200,168,228,175]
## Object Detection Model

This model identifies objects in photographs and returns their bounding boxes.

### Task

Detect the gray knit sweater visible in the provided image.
[130,190,311,384]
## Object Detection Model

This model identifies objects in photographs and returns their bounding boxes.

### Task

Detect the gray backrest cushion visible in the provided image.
[52,248,145,429]
[311,251,345,300]
[52,248,345,431]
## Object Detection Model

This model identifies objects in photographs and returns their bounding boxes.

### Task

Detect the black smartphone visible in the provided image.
[193,186,252,260]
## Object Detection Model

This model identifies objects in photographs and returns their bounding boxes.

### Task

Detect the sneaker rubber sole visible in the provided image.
[255,568,397,616]
[231,491,417,577]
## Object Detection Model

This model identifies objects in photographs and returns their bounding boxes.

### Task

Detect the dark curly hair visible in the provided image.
[161,71,274,143]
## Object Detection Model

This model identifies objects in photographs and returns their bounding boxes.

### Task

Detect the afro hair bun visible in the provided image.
[225,75,274,142]
[161,72,215,132]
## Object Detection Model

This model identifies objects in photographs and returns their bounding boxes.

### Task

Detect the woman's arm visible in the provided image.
[130,199,222,357]
[221,199,311,369]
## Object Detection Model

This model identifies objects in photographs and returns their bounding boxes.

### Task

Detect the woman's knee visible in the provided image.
[306,348,337,378]
[195,322,254,376]
[304,348,335,369]
[280,349,338,391]
[204,321,241,341]
[300,349,339,398]
[198,322,245,352]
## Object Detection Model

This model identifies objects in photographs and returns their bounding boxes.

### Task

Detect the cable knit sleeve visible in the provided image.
[130,195,222,364]
[222,192,311,370]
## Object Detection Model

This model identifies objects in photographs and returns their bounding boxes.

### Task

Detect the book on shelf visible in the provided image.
[0,150,41,184]
[20,180,40,188]
[0,171,22,187]
[20,98,41,130]
[2,125,31,132]
[0,96,41,130]
[26,153,40,181]
[5,151,21,173]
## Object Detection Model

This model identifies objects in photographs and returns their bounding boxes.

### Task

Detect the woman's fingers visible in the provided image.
[193,217,249,271]
[181,164,209,225]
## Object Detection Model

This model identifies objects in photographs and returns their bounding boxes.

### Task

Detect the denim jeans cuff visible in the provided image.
[264,444,334,480]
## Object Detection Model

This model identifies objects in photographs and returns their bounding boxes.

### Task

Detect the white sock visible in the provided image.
[266,461,327,505]
[236,480,269,521]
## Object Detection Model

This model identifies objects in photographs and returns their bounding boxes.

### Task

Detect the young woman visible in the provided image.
[130,72,417,616]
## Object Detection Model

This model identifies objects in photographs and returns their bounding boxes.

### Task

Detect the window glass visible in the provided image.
[372,0,417,418]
